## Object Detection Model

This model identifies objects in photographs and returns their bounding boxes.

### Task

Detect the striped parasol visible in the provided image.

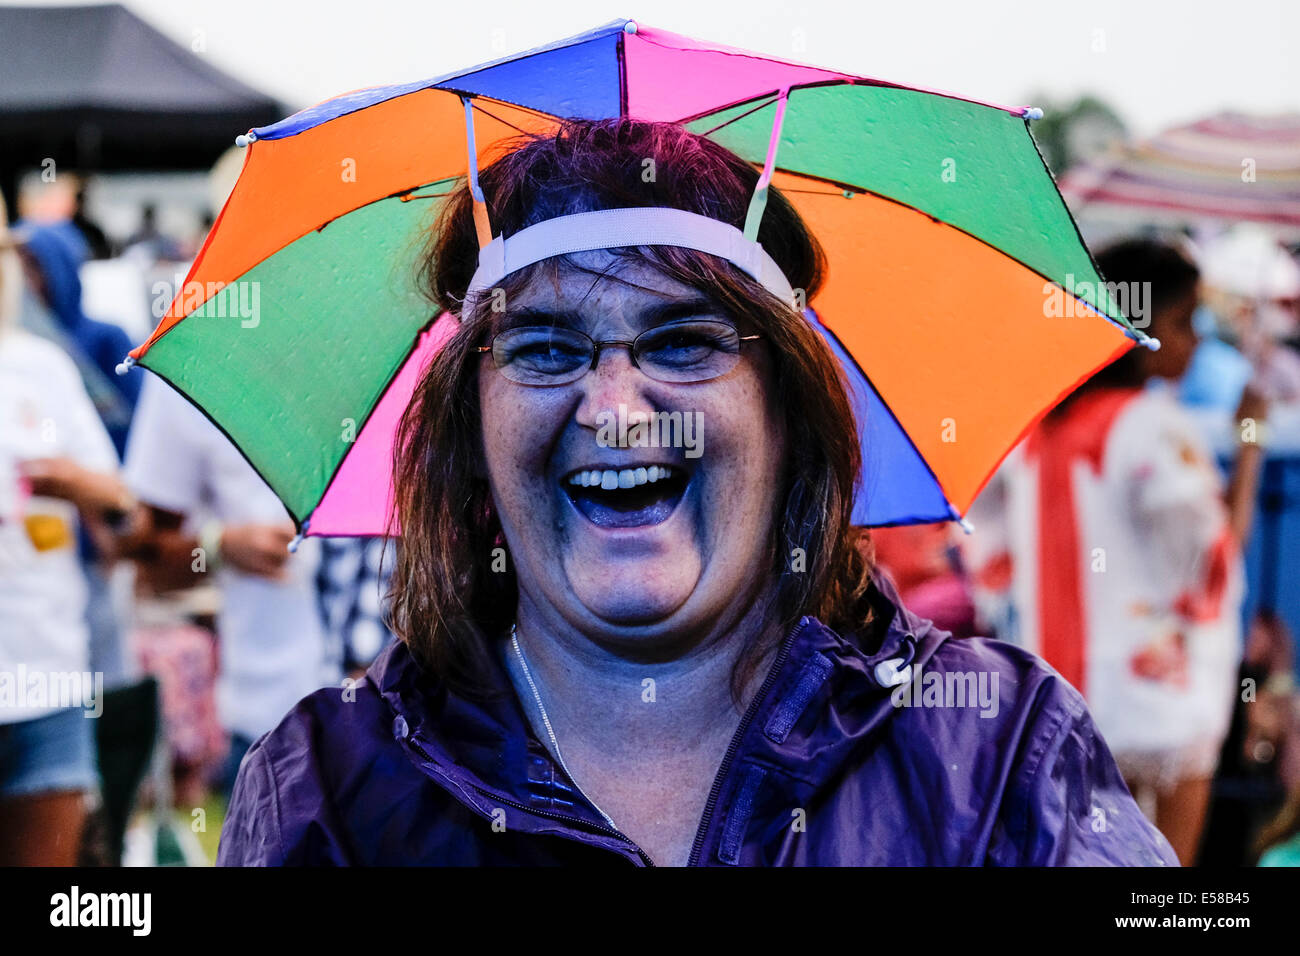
[1059,111,1300,238]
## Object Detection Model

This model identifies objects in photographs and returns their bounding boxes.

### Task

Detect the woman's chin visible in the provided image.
[565,565,699,630]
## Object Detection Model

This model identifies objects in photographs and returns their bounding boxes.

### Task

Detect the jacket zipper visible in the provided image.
[404,735,656,867]
[686,616,810,866]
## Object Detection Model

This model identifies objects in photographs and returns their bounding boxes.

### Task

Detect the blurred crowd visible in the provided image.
[1,180,394,866]
[2,172,1300,868]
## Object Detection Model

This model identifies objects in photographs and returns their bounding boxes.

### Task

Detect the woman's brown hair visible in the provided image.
[389,116,874,700]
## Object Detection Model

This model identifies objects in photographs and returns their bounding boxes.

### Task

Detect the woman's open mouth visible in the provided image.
[562,464,690,529]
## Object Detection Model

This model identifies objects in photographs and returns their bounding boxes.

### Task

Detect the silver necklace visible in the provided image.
[509,623,619,830]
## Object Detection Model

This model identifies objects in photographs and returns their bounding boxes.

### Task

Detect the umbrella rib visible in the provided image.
[1018,116,1152,341]
[617,26,629,118]
[466,99,532,136]
[766,163,1140,335]
[399,192,452,202]
[772,186,848,197]
[307,312,448,540]
[136,363,310,531]
[809,313,958,524]
[311,179,456,233]
[695,94,782,137]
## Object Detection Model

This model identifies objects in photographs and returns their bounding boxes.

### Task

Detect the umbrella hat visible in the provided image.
[124,18,1153,538]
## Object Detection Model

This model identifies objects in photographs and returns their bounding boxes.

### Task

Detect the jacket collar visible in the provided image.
[368,569,946,847]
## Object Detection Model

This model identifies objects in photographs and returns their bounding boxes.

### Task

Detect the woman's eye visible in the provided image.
[510,342,553,359]
[659,331,711,348]
[506,338,586,368]
[641,326,731,366]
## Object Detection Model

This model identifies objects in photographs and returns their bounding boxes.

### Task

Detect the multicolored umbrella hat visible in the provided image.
[122,17,1156,540]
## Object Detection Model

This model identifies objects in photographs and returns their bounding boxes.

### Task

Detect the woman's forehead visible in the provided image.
[495,255,729,333]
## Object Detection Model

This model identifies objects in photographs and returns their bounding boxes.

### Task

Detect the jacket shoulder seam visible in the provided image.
[244,737,288,864]
[1007,676,1087,861]
[264,742,287,863]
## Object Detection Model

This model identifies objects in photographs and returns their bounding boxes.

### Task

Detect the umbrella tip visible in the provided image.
[235,131,258,148]
[114,356,135,376]
[623,20,638,34]
[287,518,311,553]
[1023,106,1044,121]
[1141,334,1162,352]
[948,505,975,534]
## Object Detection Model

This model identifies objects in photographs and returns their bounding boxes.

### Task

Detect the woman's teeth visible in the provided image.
[563,464,688,529]
[567,465,678,490]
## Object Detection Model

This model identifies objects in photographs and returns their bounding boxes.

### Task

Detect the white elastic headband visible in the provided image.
[464,206,797,307]
[459,87,798,312]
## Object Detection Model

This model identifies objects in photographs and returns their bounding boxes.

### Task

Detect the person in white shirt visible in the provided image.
[122,371,340,792]
[0,197,134,865]
[965,238,1263,865]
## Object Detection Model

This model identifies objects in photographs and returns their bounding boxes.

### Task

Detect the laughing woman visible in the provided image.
[217,118,1177,866]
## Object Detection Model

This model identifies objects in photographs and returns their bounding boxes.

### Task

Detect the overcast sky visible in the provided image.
[13,0,1300,136]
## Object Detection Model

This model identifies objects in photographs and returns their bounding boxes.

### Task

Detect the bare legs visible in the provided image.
[1125,774,1213,866]
[0,791,87,866]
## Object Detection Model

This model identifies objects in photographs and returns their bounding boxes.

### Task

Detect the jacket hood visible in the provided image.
[13,220,139,455]
[17,220,88,330]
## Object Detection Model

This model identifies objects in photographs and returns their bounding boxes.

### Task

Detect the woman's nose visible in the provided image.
[573,345,657,430]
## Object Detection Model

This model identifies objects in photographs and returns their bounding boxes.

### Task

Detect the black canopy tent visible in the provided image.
[0,2,286,210]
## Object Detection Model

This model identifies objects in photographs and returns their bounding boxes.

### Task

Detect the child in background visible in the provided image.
[965,238,1259,865]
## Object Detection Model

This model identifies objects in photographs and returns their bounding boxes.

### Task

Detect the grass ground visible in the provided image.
[196,792,228,863]
[122,791,228,866]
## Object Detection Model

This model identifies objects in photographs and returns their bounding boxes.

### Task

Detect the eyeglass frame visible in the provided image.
[475,320,764,386]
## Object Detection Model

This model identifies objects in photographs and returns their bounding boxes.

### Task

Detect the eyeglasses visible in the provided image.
[477,319,762,386]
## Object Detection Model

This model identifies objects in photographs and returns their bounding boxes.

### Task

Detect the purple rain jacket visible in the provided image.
[216,573,1178,866]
